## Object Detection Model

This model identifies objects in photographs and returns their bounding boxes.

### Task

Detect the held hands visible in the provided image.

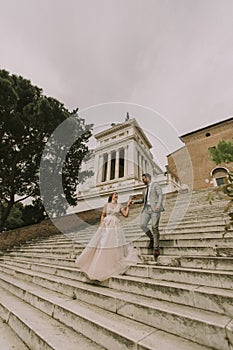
[153,206,161,212]
[127,199,133,207]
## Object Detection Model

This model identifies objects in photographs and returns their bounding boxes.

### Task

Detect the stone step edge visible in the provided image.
[0,286,104,350]
[17,235,233,249]
[0,269,231,350]
[0,318,30,350]
[2,259,233,300]
[9,243,233,254]
[1,261,233,319]
[2,262,233,320]
[2,256,233,277]
[3,252,233,275]
[0,278,160,349]
[140,253,233,263]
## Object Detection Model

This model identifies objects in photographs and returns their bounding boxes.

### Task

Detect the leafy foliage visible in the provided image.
[209,140,233,164]
[208,140,233,236]
[0,69,93,230]
[22,200,46,226]
[0,202,24,230]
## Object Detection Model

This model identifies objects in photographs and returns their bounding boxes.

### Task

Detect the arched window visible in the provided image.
[102,153,108,182]
[211,167,228,186]
[110,151,116,180]
[119,148,125,178]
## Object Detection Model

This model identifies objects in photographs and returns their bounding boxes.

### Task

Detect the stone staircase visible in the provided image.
[0,189,233,349]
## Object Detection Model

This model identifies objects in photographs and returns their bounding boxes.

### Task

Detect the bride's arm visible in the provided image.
[99,204,107,227]
[120,200,132,217]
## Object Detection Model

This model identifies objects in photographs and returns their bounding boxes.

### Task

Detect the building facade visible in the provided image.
[167,117,233,191]
[70,117,180,212]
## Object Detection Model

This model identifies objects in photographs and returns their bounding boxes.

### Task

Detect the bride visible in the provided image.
[75,192,140,281]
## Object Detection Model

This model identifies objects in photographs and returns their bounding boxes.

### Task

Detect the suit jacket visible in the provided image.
[134,181,164,212]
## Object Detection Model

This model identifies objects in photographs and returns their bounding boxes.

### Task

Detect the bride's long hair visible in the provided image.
[108,192,118,203]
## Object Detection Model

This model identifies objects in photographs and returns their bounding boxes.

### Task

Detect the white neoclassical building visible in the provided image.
[69,117,180,213]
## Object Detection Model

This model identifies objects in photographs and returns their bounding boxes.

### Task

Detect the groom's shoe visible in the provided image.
[148,238,154,249]
[153,248,160,259]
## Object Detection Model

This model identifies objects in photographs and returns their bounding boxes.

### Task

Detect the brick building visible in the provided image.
[167,117,233,191]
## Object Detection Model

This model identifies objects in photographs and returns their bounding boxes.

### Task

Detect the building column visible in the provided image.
[97,154,103,183]
[115,149,120,179]
[138,153,142,175]
[106,152,111,181]
[142,156,145,173]
[127,142,134,176]
[124,146,128,176]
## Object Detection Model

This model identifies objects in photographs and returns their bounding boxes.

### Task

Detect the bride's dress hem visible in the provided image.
[75,203,140,282]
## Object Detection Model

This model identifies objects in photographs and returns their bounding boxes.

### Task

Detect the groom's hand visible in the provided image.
[153,206,161,212]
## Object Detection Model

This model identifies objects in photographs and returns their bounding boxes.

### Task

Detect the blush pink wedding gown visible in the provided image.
[75,203,140,281]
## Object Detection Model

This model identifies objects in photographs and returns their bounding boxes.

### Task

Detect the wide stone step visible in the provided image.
[7,250,80,258]
[36,234,233,252]
[125,222,228,231]
[140,253,233,270]
[126,263,233,287]
[135,236,233,248]
[0,255,76,267]
[0,272,213,350]
[12,246,84,253]
[124,226,228,236]
[0,286,104,350]
[0,276,162,350]
[138,246,222,256]
[160,219,227,228]
[24,232,142,247]
[126,219,226,228]
[24,242,84,249]
[160,231,233,240]
[1,258,233,318]
[27,232,233,253]
[176,256,233,270]
[2,252,233,289]
[161,212,227,221]
[0,265,231,349]
[110,274,233,315]
[163,203,227,211]
[161,207,227,216]
[0,319,29,350]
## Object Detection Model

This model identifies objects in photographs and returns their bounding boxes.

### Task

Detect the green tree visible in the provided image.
[0,202,24,230]
[22,200,46,226]
[0,69,93,230]
[208,140,233,235]
[209,140,233,164]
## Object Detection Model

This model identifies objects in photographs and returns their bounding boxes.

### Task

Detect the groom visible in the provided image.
[133,173,164,259]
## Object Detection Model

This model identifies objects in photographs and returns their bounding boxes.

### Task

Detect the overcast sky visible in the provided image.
[1,0,233,168]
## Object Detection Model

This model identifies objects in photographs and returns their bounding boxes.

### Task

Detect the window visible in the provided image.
[110,151,116,180]
[211,167,228,187]
[137,150,140,179]
[102,153,108,182]
[119,148,125,178]
[216,177,227,186]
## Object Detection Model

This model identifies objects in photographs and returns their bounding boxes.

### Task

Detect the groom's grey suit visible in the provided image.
[134,181,164,249]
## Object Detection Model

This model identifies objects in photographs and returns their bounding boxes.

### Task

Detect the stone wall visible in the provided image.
[167,117,233,190]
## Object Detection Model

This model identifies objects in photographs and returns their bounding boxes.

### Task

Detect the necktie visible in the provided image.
[145,185,149,203]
